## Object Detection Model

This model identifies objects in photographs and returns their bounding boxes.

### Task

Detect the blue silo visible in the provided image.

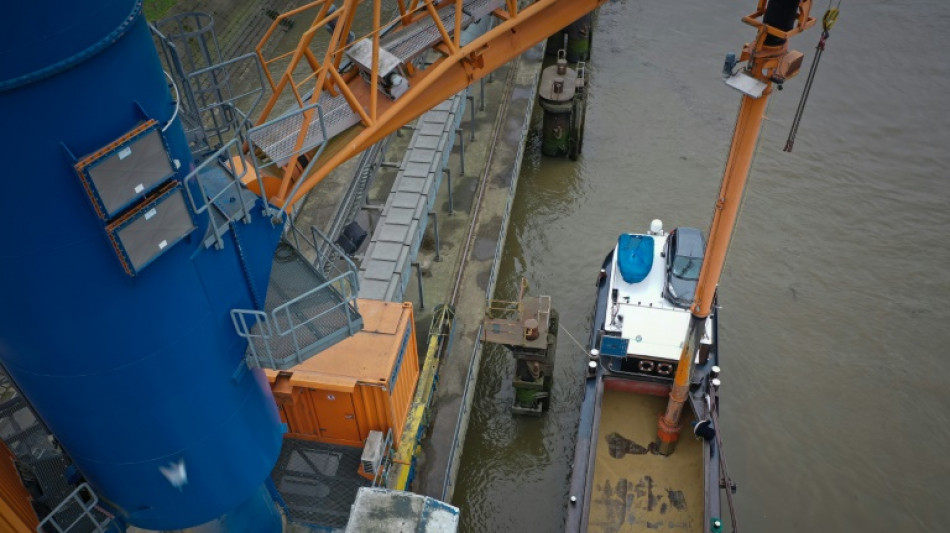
[0,1,283,530]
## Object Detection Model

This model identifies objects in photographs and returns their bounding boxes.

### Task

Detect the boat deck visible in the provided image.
[587,387,704,532]
[603,233,692,362]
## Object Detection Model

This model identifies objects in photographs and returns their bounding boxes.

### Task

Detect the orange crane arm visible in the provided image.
[286,0,607,207]
[657,0,816,457]
[252,0,607,209]
[691,0,815,318]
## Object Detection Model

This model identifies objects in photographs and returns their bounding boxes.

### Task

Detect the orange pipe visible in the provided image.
[657,0,815,454]
[656,67,771,455]
[371,0,380,121]
[691,93,768,319]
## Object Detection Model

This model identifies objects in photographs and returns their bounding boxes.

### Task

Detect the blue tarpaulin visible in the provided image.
[617,234,654,283]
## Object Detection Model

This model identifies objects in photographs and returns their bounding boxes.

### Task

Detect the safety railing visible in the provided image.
[231,223,362,370]
[247,101,329,174]
[483,278,551,345]
[371,428,395,489]
[181,136,267,250]
[151,14,267,157]
[310,224,359,278]
[183,53,268,150]
[37,483,112,533]
[485,277,529,317]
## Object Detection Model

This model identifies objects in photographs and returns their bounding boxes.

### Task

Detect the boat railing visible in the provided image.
[484,292,552,346]
[485,298,522,317]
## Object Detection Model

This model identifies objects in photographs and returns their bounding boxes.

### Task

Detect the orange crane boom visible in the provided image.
[657,0,817,457]
[246,0,607,210]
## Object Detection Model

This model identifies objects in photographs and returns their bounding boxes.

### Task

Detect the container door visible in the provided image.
[313,390,360,442]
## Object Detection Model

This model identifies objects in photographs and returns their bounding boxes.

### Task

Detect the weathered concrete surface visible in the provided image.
[412,44,545,503]
[154,0,546,516]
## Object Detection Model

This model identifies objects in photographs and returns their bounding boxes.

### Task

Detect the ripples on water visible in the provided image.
[455,1,950,532]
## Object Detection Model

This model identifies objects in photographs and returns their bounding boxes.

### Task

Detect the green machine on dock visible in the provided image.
[545,14,594,62]
[538,52,587,159]
[482,279,559,416]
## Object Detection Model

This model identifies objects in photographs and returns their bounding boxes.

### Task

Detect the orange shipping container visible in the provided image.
[266,300,420,448]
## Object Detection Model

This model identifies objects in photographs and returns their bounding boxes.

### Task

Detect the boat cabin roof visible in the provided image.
[605,232,691,362]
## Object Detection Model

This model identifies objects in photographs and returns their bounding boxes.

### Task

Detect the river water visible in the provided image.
[454,1,950,532]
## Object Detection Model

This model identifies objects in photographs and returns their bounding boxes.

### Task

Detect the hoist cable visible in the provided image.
[783,4,840,152]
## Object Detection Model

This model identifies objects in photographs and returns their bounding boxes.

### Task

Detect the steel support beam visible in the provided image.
[280,0,609,208]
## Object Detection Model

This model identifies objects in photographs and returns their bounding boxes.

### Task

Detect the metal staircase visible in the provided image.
[232,225,362,371]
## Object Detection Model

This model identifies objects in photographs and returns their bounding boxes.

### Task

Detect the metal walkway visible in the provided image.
[249,0,501,164]
[248,92,354,165]
[232,227,362,371]
[380,0,503,63]
[357,92,468,301]
[0,382,112,532]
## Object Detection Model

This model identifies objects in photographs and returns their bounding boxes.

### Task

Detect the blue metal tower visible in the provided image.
[0,1,285,530]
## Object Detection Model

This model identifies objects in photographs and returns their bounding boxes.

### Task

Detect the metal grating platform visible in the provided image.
[272,438,370,529]
[249,93,356,165]
[196,161,259,248]
[0,391,112,532]
[381,0,503,62]
[233,231,362,371]
[265,245,354,345]
[235,242,361,371]
[483,294,553,350]
[250,0,502,164]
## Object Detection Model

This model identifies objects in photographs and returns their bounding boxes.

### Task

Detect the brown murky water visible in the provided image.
[455,1,950,532]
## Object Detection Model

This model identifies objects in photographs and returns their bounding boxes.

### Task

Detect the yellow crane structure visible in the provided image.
[242,0,607,210]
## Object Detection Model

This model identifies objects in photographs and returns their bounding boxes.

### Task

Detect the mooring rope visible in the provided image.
[558,323,591,358]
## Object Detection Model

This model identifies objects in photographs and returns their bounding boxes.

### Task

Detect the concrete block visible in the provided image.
[418,121,443,136]
[424,110,450,124]
[409,148,437,164]
[378,223,409,243]
[386,207,415,225]
[412,135,440,150]
[390,192,418,209]
[363,259,397,281]
[358,279,390,300]
[403,161,430,178]
[398,176,427,193]
[370,241,403,261]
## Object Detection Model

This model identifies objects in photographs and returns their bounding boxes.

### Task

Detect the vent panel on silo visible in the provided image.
[74,120,176,219]
[106,183,196,275]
